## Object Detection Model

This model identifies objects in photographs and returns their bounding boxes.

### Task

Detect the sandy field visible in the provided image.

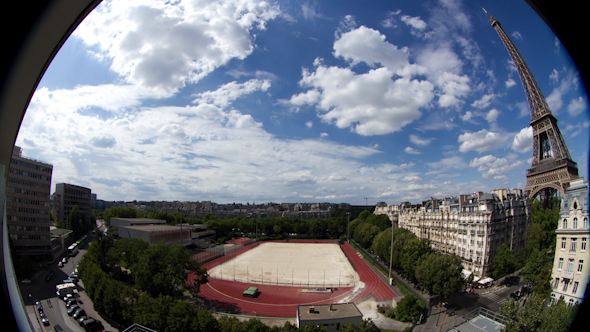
[207,242,359,287]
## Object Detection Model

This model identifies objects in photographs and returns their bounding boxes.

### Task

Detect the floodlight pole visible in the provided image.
[389,226,394,283]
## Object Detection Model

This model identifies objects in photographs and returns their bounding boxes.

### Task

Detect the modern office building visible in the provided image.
[5,146,55,257]
[375,189,531,278]
[550,178,589,306]
[53,183,92,230]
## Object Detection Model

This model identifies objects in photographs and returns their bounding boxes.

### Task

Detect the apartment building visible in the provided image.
[550,178,589,306]
[53,183,92,229]
[6,146,55,257]
[375,189,531,278]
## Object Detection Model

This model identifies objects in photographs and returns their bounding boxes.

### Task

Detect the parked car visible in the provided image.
[62,294,74,302]
[21,279,32,284]
[40,313,50,326]
[77,316,90,325]
[35,301,43,313]
[54,324,65,332]
[73,308,87,319]
[66,299,77,308]
[61,257,68,264]
[58,261,63,267]
[67,305,80,316]
[81,319,104,332]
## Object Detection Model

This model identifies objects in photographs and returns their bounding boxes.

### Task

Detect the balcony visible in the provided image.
[563,271,574,279]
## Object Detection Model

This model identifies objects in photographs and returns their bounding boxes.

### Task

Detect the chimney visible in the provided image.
[309,306,315,313]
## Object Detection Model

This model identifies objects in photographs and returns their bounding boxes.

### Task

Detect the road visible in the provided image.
[19,221,113,332]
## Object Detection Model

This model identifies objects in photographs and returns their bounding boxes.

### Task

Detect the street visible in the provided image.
[19,221,113,332]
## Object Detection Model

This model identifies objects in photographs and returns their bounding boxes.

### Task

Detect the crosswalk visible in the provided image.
[480,291,508,305]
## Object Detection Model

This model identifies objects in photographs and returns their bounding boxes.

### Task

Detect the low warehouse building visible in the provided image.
[297,303,362,332]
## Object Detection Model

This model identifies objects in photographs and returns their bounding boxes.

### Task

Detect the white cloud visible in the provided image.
[426,156,468,174]
[333,26,412,73]
[458,129,509,153]
[567,96,587,116]
[550,69,559,83]
[511,126,533,153]
[469,154,523,179]
[320,132,328,138]
[74,0,280,97]
[306,121,313,128]
[461,111,473,121]
[505,78,516,88]
[511,31,522,40]
[409,134,433,146]
[404,147,421,154]
[192,79,271,108]
[486,108,500,123]
[401,15,427,30]
[294,61,434,136]
[471,94,494,109]
[289,89,321,106]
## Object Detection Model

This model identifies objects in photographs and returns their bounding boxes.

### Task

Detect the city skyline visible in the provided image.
[14,0,589,205]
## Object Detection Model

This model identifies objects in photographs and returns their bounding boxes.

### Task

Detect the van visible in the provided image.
[82,318,104,331]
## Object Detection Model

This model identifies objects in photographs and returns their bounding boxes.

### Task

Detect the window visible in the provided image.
[554,278,559,289]
[563,219,568,229]
[561,238,566,250]
[563,279,570,291]
[578,260,584,272]
[567,259,574,273]
[570,238,577,252]
[584,218,589,229]
[558,257,564,270]
[582,238,587,251]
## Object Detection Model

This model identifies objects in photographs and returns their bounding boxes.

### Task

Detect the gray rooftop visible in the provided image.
[298,303,362,321]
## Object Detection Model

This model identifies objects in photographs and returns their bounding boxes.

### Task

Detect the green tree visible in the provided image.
[371,227,392,263]
[416,253,464,300]
[492,244,516,279]
[401,238,431,282]
[498,293,578,332]
[132,240,207,297]
[340,319,381,332]
[393,294,423,322]
[353,222,381,248]
[522,248,548,282]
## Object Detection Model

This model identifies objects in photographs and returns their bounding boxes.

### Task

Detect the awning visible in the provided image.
[462,269,472,279]
[478,277,494,284]
[472,276,481,283]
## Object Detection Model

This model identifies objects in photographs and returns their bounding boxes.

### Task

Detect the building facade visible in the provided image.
[550,178,589,306]
[297,303,363,332]
[53,183,92,230]
[376,189,530,278]
[6,146,55,257]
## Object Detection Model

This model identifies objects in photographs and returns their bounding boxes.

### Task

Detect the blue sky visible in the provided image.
[15,0,589,204]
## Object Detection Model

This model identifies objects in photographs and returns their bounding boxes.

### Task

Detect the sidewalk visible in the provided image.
[76,280,118,331]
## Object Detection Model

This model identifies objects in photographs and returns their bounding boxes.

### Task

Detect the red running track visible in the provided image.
[188,240,398,318]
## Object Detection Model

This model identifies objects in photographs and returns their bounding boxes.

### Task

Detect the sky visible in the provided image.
[15,0,589,205]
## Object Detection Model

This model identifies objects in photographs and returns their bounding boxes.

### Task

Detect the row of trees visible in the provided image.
[498,293,579,332]
[349,214,465,301]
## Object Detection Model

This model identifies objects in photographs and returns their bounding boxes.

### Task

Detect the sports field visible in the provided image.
[207,242,358,287]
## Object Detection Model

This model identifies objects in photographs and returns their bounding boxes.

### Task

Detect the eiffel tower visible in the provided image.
[484,9,579,201]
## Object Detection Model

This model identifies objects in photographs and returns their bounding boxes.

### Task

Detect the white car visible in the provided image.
[21,279,32,284]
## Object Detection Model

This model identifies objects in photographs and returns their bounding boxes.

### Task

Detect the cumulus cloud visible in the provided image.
[469,154,523,179]
[333,26,412,73]
[505,78,516,88]
[567,96,587,116]
[405,147,421,154]
[409,134,434,146]
[458,129,510,153]
[294,59,434,136]
[426,156,468,174]
[401,15,427,30]
[486,108,500,123]
[471,94,494,109]
[74,0,280,97]
[192,79,271,108]
[511,126,533,153]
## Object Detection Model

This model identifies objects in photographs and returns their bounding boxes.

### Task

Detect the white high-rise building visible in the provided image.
[550,178,589,306]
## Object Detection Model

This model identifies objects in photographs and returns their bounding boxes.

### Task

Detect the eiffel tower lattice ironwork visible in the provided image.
[484,9,579,199]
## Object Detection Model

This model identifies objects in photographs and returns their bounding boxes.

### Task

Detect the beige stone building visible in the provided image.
[550,178,589,306]
[375,189,530,278]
